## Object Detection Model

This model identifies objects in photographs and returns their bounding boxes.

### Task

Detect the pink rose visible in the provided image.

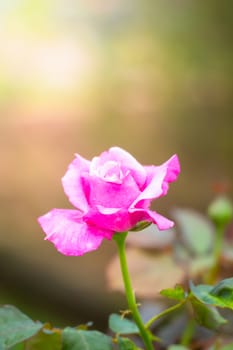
[38,147,180,255]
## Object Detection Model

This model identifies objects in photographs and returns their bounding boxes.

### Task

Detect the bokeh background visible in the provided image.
[0,0,233,330]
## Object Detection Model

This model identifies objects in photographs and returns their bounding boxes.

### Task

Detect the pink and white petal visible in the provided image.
[38,209,113,256]
[133,166,167,207]
[84,206,174,232]
[84,207,134,232]
[134,154,180,207]
[102,147,147,189]
[163,154,180,182]
[156,154,180,195]
[62,154,91,211]
[88,172,141,209]
[129,208,174,230]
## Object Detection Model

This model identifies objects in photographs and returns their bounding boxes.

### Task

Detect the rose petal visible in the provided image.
[84,207,133,232]
[84,206,174,232]
[90,158,126,184]
[129,208,174,230]
[99,147,147,189]
[134,154,180,207]
[38,209,113,256]
[159,154,180,195]
[62,154,90,211]
[87,172,141,209]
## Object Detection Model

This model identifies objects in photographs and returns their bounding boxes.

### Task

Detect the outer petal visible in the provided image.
[134,154,180,207]
[128,208,174,230]
[84,207,133,232]
[159,154,180,194]
[84,206,174,232]
[38,209,113,256]
[99,147,147,189]
[62,154,90,211]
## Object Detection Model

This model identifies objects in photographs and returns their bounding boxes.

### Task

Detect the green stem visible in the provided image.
[145,300,185,329]
[213,224,225,263]
[180,318,196,346]
[206,224,225,284]
[114,232,154,350]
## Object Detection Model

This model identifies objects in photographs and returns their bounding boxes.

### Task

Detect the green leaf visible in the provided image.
[210,278,233,308]
[117,337,139,350]
[190,281,214,303]
[189,296,227,330]
[24,327,62,350]
[109,314,139,335]
[160,285,186,301]
[0,305,43,349]
[190,278,233,309]
[173,209,213,255]
[62,327,112,350]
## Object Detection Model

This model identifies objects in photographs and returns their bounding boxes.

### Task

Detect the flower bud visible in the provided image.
[208,196,233,227]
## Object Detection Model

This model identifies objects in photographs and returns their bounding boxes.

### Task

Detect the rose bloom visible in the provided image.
[38,147,180,255]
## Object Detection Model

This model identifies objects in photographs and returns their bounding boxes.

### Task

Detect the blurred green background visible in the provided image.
[0,0,233,330]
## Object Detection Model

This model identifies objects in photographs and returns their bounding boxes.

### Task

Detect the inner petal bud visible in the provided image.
[91,159,126,184]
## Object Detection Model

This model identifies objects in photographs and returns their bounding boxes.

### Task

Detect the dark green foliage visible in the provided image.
[117,337,139,350]
[109,314,139,335]
[62,327,112,350]
[190,278,233,310]
[189,296,227,330]
[0,306,112,350]
[0,305,42,349]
